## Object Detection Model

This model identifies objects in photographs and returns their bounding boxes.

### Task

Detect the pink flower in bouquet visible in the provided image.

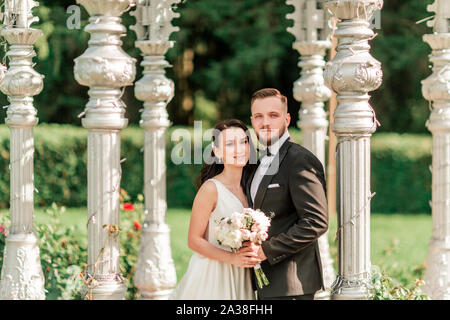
[241,229,251,240]
[251,223,260,232]
[231,214,243,229]
[258,231,268,242]
[249,231,258,243]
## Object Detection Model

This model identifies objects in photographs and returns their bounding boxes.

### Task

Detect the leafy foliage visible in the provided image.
[117,189,145,300]
[370,0,433,133]
[36,203,87,300]
[369,236,429,300]
[0,203,87,300]
[371,265,429,300]
[170,0,297,125]
[0,198,144,300]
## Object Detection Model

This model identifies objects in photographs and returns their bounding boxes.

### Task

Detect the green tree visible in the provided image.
[370,0,432,133]
[169,0,300,126]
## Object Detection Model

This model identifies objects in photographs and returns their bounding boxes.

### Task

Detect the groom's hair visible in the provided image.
[251,88,288,113]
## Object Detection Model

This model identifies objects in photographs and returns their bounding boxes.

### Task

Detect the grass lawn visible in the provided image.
[29,208,431,285]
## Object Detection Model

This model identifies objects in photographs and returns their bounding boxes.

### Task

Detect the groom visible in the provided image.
[243,88,328,300]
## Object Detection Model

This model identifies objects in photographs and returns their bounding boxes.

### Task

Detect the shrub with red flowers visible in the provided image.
[72,189,145,300]
[0,225,8,237]
[118,189,145,300]
[0,188,146,300]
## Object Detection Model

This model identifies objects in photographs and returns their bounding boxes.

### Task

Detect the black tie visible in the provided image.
[259,147,272,158]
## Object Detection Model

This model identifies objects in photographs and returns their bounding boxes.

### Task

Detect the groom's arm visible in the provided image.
[260,152,328,266]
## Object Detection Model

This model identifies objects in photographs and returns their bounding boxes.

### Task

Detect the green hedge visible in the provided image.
[370,133,431,214]
[0,124,432,213]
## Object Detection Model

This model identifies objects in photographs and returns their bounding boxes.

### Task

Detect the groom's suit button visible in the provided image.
[275,255,286,262]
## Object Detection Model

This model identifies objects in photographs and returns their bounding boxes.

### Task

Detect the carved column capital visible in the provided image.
[134,41,174,130]
[293,41,331,133]
[74,1,136,131]
[76,0,134,16]
[422,35,450,133]
[324,0,383,20]
[324,0,382,136]
[0,27,43,127]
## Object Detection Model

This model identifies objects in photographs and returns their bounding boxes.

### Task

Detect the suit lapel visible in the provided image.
[253,140,291,209]
[246,163,258,208]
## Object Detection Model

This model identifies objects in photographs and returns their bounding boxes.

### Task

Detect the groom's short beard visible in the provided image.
[257,123,287,147]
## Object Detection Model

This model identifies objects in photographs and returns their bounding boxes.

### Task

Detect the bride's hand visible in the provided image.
[230,249,260,268]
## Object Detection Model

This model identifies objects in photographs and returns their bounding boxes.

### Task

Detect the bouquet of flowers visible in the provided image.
[214,208,272,289]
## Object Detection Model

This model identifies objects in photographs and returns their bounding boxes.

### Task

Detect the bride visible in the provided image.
[170,119,260,300]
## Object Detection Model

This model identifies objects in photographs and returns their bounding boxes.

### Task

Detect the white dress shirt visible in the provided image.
[250,130,290,204]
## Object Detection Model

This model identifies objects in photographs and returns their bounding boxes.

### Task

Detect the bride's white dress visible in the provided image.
[170,178,255,300]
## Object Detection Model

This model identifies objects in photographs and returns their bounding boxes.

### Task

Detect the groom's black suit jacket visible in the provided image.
[246,138,328,299]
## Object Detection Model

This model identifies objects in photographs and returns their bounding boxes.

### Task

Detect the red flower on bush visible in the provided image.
[0,225,8,237]
[123,203,134,211]
[134,220,142,231]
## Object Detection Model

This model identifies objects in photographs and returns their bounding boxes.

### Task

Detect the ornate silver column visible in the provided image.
[422,0,450,300]
[74,0,136,300]
[286,0,335,300]
[323,0,383,300]
[0,0,45,300]
[130,0,179,300]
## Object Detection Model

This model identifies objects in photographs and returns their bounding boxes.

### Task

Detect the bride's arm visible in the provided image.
[187,181,259,268]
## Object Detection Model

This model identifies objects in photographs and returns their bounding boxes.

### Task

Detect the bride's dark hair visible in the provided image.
[196,119,257,191]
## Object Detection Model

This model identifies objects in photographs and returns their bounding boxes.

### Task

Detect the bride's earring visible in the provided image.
[212,146,223,164]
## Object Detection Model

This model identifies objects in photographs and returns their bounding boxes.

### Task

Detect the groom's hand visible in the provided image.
[241,241,258,251]
[257,246,267,262]
[240,241,267,262]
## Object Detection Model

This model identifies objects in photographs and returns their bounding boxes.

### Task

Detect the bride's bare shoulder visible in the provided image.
[193,180,218,207]
[197,180,217,197]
